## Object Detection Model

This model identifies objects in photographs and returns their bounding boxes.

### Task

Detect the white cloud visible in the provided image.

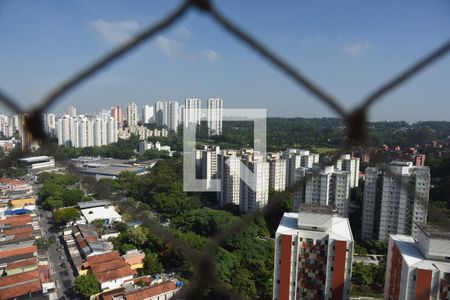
[201,49,220,62]
[155,36,181,58]
[175,25,191,40]
[301,36,323,46]
[91,19,140,45]
[343,42,371,56]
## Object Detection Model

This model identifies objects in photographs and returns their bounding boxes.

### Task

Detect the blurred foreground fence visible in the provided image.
[1,0,449,298]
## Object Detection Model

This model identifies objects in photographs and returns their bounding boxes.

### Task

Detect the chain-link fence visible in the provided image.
[1,0,449,298]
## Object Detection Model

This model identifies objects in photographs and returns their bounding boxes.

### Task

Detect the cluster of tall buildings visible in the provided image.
[51,107,118,148]
[271,158,434,300]
[154,98,223,134]
[0,114,21,138]
[361,160,430,241]
[196,146,360,215]
[48,97,223,148]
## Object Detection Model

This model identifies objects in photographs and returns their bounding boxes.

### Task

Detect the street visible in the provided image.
[34,183,76,299]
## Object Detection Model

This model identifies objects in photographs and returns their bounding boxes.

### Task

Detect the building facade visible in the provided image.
[207,98,223,136]
[361,161,430,241]
[273,205,354,300]
[384,225,450,300]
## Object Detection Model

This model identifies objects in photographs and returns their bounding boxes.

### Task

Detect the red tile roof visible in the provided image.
[94,265,136,283]
[123,252,145,266]
[90,259,128,274]
[0,178,28,186]
[0,245,36,259]
[86,252,121,265]
[0,214,32,226]
[124,281,178,300]
[0,280,42,300]
[38,265,51,283]
[0,270,40,288]
[87,252,136,284]
[6,257,37,270]
[2,225,33,236]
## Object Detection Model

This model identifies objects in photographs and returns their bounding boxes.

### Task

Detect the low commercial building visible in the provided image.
[17,155,55,170]
[384,224,450,299]
[80,205,122,225]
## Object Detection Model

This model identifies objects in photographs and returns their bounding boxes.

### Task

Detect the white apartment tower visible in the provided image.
[240,150,269,212]
[67,106,77,118]
[141,105,154,124]
[283,149,319,189]
[154,101,179,132]
[127,102,139,127]
[218,150,241,207]
[335,154,360,188]
[185,98,201,126]
[294,165,351,217]
[267,152,287,192]
[207,98,223,136]
[201,146,220,191]
[361,161,430,241]
[273,205,354,300]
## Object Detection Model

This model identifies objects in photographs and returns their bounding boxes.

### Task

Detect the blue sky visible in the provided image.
[0,0,449,121]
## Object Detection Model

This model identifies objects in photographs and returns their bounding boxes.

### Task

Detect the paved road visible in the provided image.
[34,183,76,299]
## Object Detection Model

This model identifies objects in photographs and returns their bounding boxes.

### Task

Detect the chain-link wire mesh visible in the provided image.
[1,0,449,298]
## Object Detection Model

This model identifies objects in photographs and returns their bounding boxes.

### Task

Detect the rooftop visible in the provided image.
[78,200,112,209]
[391,235,450,272]
[17,156,53,163]
[81,205,122,224]
[0,245,37,259]
[124,281,179,300]
[417,223,450,240]
[299,204,333,215]
[6,257,38,270]
[86,252,136,283]
[276,212,353,241]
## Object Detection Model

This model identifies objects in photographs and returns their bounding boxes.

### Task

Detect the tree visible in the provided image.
[127,226,148,248]
[352,263,374,286]
[52,207,81,225]
[34,237,50,250]
[171,208,235,237]
[61,189,86,206]
[74,274,100,299]
[142,252,163,275]
[91,219,105,234]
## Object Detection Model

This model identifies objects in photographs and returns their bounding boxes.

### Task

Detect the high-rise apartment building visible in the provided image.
[154,101,179,132]
[384,225,450,300]
[111,106,125,128]
[218,150,241,207]
[201,146,220,191]
[240,150,269,212]
[207,98,223,136]
[283,149,319,189]
[361,161,430,241]
[267,152,287,192]
[178,105,185,126]
[127,102,139,127]
[67,106,77,118]
[56,111,117,148]
[185,98,201,126]
[273,205,353,300]
[335,154,360,188]
[294,165,351,217]
[141,105,154,124]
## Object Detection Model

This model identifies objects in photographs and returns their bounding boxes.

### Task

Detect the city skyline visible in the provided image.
[0,1,449,121]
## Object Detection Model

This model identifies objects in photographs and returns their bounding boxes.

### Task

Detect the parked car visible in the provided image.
[60,256,65,260]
